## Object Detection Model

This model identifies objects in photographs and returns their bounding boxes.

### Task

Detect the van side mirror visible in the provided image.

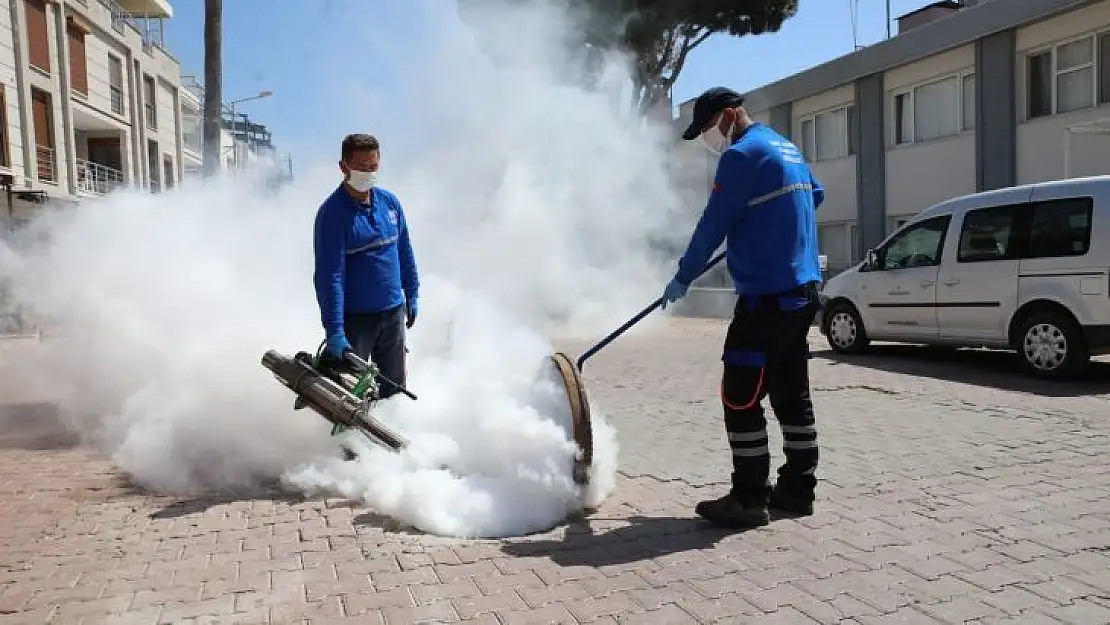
[865,248,880,270]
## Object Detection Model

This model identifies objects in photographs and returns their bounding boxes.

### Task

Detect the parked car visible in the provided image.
[817,175,1110,380]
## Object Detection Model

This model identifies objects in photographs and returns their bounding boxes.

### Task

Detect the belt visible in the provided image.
[737,281,819,313]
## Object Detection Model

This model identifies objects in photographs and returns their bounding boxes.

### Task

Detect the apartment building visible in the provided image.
[179,72,201,178]
[3,0,184,222]
[676,0,1110,280]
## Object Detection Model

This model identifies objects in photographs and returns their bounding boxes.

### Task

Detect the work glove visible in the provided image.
[660,277,689,310]
[324,332,351,360]
[405,298,418,329]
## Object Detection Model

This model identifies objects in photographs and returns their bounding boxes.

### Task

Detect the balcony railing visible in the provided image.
[98,0,165,50]
[75,158,125,196]
[35,145,56,183]
[183,135,201,153]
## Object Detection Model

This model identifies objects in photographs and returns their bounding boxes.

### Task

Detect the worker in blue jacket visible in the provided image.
[313,133,419,400]
[663,87,825,528]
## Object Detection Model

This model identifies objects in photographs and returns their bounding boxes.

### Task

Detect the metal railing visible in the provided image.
[97,0,165,50]
[75,158,125,196]
[100,0,129,34]
[35,145,56,183]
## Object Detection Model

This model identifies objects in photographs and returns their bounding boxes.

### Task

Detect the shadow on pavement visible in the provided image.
[815,344,1110,397]
[0,402,81,450]
[148,481,307,519]
[499,515,737,567]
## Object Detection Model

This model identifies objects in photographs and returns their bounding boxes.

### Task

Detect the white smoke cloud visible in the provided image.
[0,0,696,538]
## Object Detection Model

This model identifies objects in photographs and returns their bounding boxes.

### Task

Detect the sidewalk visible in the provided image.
[0,319,1109,624]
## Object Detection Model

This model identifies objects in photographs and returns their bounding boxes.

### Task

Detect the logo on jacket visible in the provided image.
[387,209,398,225]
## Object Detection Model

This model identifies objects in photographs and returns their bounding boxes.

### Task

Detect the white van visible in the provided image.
[817,175,1110,380]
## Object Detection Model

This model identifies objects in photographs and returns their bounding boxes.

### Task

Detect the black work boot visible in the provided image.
[695,492,770,528]
[768,484,814,516]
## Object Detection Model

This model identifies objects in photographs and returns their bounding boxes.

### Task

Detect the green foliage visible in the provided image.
[462,0,799,114]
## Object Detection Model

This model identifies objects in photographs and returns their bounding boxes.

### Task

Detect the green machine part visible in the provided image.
[317,344,381,437]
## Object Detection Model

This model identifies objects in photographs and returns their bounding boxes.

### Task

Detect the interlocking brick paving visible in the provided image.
[2,322,1110,624]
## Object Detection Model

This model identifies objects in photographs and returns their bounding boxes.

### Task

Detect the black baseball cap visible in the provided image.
[681,87,745,140]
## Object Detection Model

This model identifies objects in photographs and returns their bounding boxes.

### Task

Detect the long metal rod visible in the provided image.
[886,0,892,39]
[575,251,727,372]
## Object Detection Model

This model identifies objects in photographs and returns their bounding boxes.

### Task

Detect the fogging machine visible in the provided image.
[261,346,418,453]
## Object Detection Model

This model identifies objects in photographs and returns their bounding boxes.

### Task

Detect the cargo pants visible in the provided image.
[720,281,820,504]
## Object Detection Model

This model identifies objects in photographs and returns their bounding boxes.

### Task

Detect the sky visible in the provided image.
[162,0,935,166]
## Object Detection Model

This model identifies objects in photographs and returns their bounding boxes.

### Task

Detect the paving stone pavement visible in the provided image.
[2,321,1110,624]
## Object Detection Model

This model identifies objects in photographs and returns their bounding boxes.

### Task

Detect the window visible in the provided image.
[1028,34,1103,119]
[1028,51,1053,118]
[962,74,975,131]
[894,93,912,145]
[799,105,853,162]
[847,104,859,155]
[799,118,815,161]
[1100,33,1110,104]
[67,20,89,97]
[108,55,124,115]
[1057,37,1095,114]
[0,86,9,168]
[31,89,55,182]
[25,0,50,73]
[1028,197,1093,258]
[914,75,961,141]
[877,216,950,270]
[162,155,174,190]
[893,73,973,145]
[147,139,159,193]
[143,75,157,130]
[958,205,1018,263]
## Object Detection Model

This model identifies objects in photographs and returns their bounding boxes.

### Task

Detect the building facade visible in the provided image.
[178,74,293,187]
[3,0,182,222]
[676,0,1110,279]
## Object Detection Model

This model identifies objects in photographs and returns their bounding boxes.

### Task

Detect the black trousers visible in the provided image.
[720,282,820,503]
[346,304,407,399]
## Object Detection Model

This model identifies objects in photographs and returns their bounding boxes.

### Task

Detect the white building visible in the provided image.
[3,0,187,222]
[676,0,1110,279]
[178,74,293,185]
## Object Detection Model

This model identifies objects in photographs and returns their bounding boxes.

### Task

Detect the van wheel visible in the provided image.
[824,303,869,354]
[1016,310,1089,380]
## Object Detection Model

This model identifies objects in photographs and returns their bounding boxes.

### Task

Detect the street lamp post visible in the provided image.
[224,89,273,170]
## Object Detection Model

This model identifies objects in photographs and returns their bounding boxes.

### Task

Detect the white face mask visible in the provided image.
[699,123,732,156]
[347,170,377,192]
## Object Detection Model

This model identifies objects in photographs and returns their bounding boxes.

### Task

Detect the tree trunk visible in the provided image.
[201,0,222,179]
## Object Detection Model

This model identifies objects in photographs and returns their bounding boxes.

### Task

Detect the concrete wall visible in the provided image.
[81,12,132,124]
[0,0,25,180]
[884,44,977,219]
[792,84,858,224]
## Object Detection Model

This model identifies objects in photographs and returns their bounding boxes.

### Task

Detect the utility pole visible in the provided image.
[202,0,223,179]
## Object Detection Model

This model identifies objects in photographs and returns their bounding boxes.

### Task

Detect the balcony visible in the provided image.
[115,0,172,19]
[98,0,170,51]
[35,146,56,183]
[75,158,125,196]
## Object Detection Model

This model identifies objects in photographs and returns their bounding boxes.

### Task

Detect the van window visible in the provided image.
[958,205,1020,263]
[1027,197,1093,258]
[879,215,950,270]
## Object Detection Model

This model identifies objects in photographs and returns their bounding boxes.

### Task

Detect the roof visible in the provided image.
[897,1,963,22]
